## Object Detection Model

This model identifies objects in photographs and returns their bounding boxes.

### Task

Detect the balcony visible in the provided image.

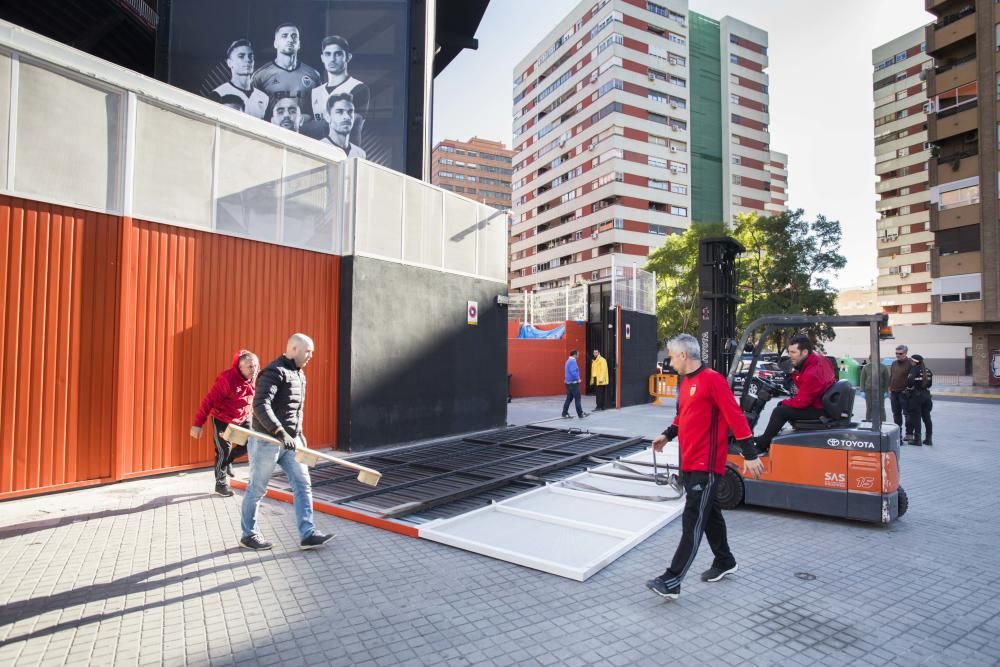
[935,152,979,182]
[937,298,984,323]
[925,0,963,12]
[929,104,978,142]
[932,201,980,231]
[928,57,976,98]
[927,9,976,55]
[939,250,982,276]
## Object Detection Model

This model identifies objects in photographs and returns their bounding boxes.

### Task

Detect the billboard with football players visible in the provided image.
[159,0,411,172]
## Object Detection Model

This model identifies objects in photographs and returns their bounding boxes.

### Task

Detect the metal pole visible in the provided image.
[565,285,570,321]
[611,255,616,309]
[632,262,638,311]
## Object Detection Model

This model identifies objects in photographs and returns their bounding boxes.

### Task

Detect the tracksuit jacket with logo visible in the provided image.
[667,366,756,475]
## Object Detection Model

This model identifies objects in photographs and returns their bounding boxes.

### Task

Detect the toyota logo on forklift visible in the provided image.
[826,437,876,449]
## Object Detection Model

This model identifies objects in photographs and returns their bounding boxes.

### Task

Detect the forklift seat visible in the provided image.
[790,380,856,431]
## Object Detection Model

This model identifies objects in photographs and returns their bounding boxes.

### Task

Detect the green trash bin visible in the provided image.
[838,356,860,387]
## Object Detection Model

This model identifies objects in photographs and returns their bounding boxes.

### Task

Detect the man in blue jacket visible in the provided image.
[562,349,588,419]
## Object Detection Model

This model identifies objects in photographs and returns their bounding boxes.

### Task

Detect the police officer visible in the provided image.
[904,354,933,446]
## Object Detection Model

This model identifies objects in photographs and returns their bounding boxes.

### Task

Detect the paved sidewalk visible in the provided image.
[1,396,1000,666]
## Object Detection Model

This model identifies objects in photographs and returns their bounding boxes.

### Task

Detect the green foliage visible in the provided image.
[646,209,847,347]
[645,221,726,342]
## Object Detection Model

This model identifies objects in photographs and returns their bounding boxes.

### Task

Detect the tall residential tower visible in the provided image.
[924,0,1000,385]
[508,0,787,292]
[872,27,934,325]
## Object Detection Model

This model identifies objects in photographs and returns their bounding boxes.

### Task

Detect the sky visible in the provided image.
[432,0,934,289]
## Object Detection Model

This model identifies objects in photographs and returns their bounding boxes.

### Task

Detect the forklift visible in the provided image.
[695,238,906,524]
[719,314,906,524]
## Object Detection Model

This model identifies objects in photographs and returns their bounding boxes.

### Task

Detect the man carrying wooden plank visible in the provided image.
[239,333,334,551]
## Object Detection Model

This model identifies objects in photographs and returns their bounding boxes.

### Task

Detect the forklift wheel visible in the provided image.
[717,465,745,510]
[897,486,908,518]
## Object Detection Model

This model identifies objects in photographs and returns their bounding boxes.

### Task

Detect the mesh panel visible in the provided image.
[612,265,656,315]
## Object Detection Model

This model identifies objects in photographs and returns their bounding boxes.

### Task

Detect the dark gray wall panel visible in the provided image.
[338,256,507,451]
[619,311,657,408]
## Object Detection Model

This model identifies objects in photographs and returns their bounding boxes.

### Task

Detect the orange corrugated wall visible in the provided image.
[115,218,339,479]
[508,321,588,398]
[0,197,120,497]
[0,196,340,499]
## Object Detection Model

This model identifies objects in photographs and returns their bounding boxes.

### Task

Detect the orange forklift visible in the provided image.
[717,314,907,524]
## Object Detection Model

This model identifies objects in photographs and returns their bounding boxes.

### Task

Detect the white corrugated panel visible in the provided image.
[419,446,685,581]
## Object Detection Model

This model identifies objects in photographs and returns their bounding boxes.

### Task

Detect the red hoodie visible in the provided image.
[193,350,257,427]
[782,352,836,410]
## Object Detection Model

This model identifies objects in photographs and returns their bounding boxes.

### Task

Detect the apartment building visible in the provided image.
[872,27,934,325]
[689,13,782,224]
[430,137,515,210]
[508,0,787,292]
[767,150,789,215]
[924,0,1000,386]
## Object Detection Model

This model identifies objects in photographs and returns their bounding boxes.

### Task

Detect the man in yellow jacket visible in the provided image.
[590,349,610,411]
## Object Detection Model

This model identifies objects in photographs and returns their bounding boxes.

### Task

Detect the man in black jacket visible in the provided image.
[240,333,334,550]
[904,354,934,446]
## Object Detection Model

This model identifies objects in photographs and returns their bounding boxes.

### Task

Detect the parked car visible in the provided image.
[733,359,788,393]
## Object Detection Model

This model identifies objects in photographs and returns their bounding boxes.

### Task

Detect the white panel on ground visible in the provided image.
[419,445,685,581]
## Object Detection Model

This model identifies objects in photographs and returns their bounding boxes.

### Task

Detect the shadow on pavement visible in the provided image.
[0,493,209,540]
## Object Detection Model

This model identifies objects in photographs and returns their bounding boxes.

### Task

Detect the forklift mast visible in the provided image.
[697,237,744,374]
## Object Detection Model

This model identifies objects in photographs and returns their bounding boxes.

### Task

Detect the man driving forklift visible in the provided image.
[754,334,836,453]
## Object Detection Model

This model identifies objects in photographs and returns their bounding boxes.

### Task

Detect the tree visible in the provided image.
[645,221,726,343]
[645,210,846,347]
[734,209,847,345]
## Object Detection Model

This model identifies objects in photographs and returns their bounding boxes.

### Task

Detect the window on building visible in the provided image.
[730,54,738,64]
[670,205,687,216]
[670,182,687,195]
[733,175,742,185]
[937,224,980,255]
[938,184,980,210]
[732,155,741,165]
[731,94,740,104]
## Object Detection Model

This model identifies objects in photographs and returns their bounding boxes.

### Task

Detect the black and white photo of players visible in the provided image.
[168,0,410,171]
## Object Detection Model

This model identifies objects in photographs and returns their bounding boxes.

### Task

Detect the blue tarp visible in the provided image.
[518,324,565,339]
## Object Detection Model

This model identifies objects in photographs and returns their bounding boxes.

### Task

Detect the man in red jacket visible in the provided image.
[191,350,259,496]
[755,334,836,453]
[646,334,763,600]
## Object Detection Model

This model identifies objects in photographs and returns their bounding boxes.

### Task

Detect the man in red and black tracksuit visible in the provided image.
[755,334,836,453]
[646,334,762,600]
[191,350,259,496]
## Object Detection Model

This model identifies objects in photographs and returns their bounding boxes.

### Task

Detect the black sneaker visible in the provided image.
[226,464,236,478]
[215,482,234,497]
[645,576,680,599]
[701,563,738,582]
[579,412,589,418]
[300,532,335,550]
[903,435,914,443]
[924,438,933,446]
[239,535,273,550]
[561,414,572,419]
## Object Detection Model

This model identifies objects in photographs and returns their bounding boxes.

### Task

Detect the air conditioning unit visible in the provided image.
[590,71,599,82]
[922,101,934,113]
[591,232,599,239]
[918,69,928,81]
[588,142,597,151]
[669,145,678,153]
[670,102,678,109]
[670,167,679,174]
[558,139,566,147]
[900,268,911,276]
[887,233,898,241]
[648,72,656,81]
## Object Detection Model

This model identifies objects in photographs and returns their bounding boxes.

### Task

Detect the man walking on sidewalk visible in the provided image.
[590,349,609,411]
[191,350,259,497]
[890,345,916,441]
[645,334,762,600]
[561,349,588,419]
[240,333,333,551]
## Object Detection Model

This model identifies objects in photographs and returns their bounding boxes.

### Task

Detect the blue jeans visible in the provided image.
[562,382,583,417]
[241,436,315,540]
